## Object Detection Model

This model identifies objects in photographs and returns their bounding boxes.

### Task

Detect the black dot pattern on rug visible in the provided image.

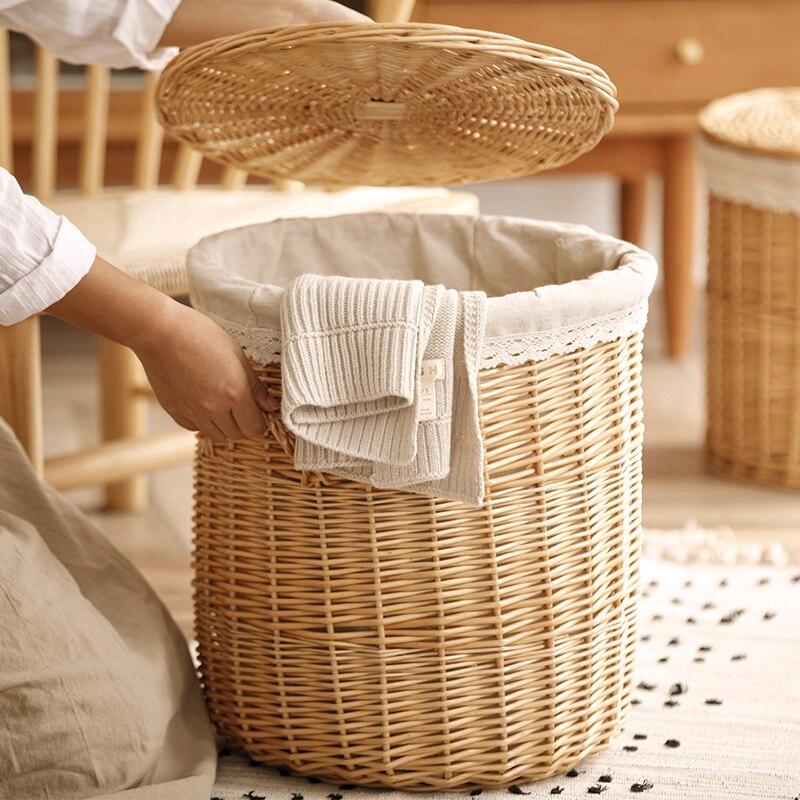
[243,792,266,800]
[664,739,680,748]
[698,645,712,652]
[633,733,647,740]
[720,609,745,624]
[763,611,776,620]
[469,789,482,796]
[326,793,343,800]
[686,617,697,624]
[291,794,304,800]
[705,698,723,705]
[668,637,680,646]
[631,780,654,793]
[587,786,607,794]
[623,745,638,752]
[791,574,800,583]
[566,769,581,778]
[671,598,681,605]
[598,775,612,783]
[637,681,656,691]
[693,657,705,663]
[669,682,688,696]
[508,785,530,795]
[664,699,679,708]
[550,788,564,795]
[702,601,716,610]
[652,613,663,622]
[640,634,651,642]
[658,656,669,663]
[731,653,747,661]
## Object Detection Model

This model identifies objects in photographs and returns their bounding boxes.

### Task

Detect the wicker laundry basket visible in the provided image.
[188,214,657,790]
[700,88,800,488]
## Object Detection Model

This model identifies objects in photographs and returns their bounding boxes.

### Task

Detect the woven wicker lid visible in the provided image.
[699,88,800,158]
[156,22,618,187]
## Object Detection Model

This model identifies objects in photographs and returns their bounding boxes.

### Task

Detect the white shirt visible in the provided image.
[0,0,181,325]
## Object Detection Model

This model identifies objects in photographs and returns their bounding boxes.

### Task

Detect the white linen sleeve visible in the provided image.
[0,168,96,325]
[0,0,182,70]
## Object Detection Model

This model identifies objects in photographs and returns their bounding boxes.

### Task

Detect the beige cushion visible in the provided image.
[49,186,480,297]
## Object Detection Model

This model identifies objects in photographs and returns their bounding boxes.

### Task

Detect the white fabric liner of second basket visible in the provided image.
[701,138,800,215]
[187,214,657,369]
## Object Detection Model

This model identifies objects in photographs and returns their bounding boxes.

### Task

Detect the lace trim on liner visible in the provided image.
[480,302,648,369]
[205,301,649,371]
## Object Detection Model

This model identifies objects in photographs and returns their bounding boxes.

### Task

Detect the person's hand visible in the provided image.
[47,256,278,442]
[161,0,371,48]
[134,302,277,442]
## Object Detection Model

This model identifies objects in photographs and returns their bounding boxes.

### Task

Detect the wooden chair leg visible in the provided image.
[620,176,648,247]
[0,316,43,474]
[99,338,149,512]
[662,134,697,359]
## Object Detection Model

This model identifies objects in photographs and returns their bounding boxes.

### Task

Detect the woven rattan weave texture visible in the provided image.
[700,88,800,158]
[193,334,644,790]
[705,196,800,488]
[157,22,617,187]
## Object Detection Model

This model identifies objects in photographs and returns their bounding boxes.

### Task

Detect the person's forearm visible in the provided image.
[46,256,175,354]
[160,0,369,48]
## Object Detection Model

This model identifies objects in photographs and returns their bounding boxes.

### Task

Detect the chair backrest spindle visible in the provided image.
[369,0,416,22]
[221,165,247,189]
[79,64,109,195]
[133,71,164,189]
[172,143,202,190]
[32,46,57,199]
[0,29,13,170]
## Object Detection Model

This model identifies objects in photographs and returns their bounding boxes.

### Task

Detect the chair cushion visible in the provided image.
[49,186,479,296]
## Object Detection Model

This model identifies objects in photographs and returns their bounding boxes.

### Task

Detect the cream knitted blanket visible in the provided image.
[280,275,487,505]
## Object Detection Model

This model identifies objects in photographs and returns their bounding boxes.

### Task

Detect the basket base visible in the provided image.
[706,450,800,490]
[225,734,621,792]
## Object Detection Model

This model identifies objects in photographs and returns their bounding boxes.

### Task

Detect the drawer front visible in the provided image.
[414,0,800,107]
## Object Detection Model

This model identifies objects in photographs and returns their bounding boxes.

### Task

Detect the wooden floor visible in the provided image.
[40,293,800,637]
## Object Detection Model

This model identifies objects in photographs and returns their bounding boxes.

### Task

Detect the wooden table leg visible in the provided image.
[0,316,43,474]
[662,134,697,359]
[620,176,648,247]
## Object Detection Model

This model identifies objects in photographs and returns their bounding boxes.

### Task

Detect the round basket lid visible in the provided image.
[699,88,800,158]
[156,22,617,187]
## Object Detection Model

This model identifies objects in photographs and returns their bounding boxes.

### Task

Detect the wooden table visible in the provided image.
[410,0,800,357]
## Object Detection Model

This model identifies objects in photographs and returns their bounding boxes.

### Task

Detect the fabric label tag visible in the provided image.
[419,359,444,422]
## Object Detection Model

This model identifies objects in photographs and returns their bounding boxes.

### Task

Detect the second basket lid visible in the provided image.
[156,22,617,187]
[699,88,800,159]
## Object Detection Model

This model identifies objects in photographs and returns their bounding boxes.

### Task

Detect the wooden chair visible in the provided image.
[0,28,477,511]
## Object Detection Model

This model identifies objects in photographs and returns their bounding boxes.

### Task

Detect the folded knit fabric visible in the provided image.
[280,274,487,505]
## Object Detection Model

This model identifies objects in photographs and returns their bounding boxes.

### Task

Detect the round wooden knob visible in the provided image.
[675,37,705,66]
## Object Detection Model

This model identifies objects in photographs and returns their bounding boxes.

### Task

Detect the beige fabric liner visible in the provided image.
[49,187,480,297]
[0,418,216,800]
[188,213,657,368]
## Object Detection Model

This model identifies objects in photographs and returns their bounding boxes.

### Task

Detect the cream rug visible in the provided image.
[212,530,800,799]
